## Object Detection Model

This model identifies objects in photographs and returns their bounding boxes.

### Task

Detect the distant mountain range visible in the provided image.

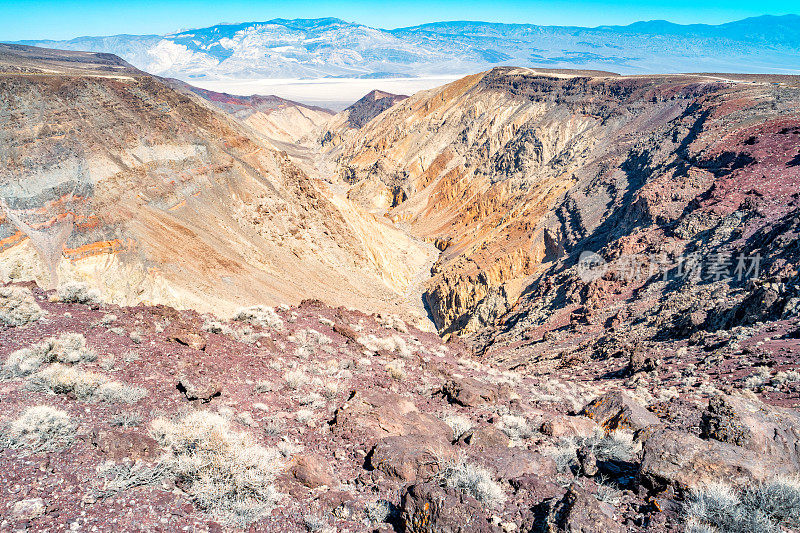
[9,15,800,81]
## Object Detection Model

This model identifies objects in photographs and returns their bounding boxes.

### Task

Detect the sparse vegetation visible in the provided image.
[109,412,143,428]
[151,411,285,525]
[684,478,800,532]
[386,359,406,380]
[234,306,283,329]
[57,281,102,305]
[28,364,146,403]
[95,460,171,499]
[0,285,46,326]
[1,405,76,453]
[3,333,97,378]
[437,459,506,506]
[358,334,413,358]
[498,414,535,441]
[443,414,473,441]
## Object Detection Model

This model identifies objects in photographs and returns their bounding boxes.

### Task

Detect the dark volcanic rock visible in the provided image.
[581,391,661,432]
[401,482,498,533]
[533,484,624,533]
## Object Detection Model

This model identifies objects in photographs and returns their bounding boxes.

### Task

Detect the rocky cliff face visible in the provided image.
[0,44,436,326]
[330,67,800,339]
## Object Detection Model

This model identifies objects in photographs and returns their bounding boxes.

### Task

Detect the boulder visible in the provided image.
[700,393,800,470]
[90,429,159,461]
[540,415,600,438]
[442,377,498,407]
[291,453,336,488]
[332,389,451,444]
[467,447,557,482]
[534,484,624,533]
[369,435,455,482]
[580,391,660,431]
[176,374,221,402]
[11,498,46,521]
[170,332,206,351]
[456,424,511,450]
[639,428,793,491]
[402,482,499,533]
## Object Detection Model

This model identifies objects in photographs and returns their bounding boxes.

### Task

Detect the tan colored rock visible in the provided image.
[456,424,511,449]
[11,498,46,521]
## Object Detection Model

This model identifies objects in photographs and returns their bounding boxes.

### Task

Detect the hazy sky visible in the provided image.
[2,0,797,41]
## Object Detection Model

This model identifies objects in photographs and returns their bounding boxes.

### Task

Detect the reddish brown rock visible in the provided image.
[639,428,794,491]
[332,389,450,444]
[455,424,511,449]
[89,429,159,461]
[540,415,600,438]
[442,377,498,407]
[291,453,336,488]
[369,435,455,482]
[701,393,800,470]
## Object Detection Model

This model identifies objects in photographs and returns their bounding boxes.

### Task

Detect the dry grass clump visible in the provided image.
[290,328,332,357]
[376,313,408,333]
[284,368,309,389]
[1,405,76,452]
[151,411,284,525]
[545,428,640,474]
[57,281,102,305]
[95,460,171,498]
[684,478,800,532]
[386,360,406,381]
[234,306,283,329]
[498,414,535,441]
[0,286,46,326]
[437,459,506,507]
[29,364,146,403]
[358,334,413,358]
[2,332,97,378]
[442,414,473,441]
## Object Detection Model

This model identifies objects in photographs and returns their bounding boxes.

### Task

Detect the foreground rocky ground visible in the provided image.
[2,282,799,532]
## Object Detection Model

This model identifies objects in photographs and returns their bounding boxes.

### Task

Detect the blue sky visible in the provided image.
[1,0,798,41]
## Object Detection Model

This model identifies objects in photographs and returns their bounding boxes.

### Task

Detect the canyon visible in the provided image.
[1,42,800,533]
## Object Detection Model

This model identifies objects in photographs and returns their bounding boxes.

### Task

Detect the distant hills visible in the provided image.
[9,15,800,81]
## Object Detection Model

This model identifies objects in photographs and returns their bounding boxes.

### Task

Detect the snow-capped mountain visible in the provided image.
[12,15,800,81]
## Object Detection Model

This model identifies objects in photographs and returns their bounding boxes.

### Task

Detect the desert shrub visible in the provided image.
[254,380,274,393]
[0,286,46,326]
[29,364,146,403]
[284,369,309,389]
[358,334,413,358]
[498,414,535,441]
[684,478,800,532]
[545,428,639,474]
[438,460,506,506]
[234,306,283,329]
[443,414,473,441]
[290,328,333,357]
[109,412,143,428]
[95,460,171,498]
[57,281,102,305]
[2,333,97,378]
[1,405,75,452]
[151,411,284,525]
[376,314,408,333]
[386,360,406,380]
[365,499,397,523]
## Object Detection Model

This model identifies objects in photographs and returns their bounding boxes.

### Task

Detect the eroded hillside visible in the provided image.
[327,67,800,339]
[0,44,436,326]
